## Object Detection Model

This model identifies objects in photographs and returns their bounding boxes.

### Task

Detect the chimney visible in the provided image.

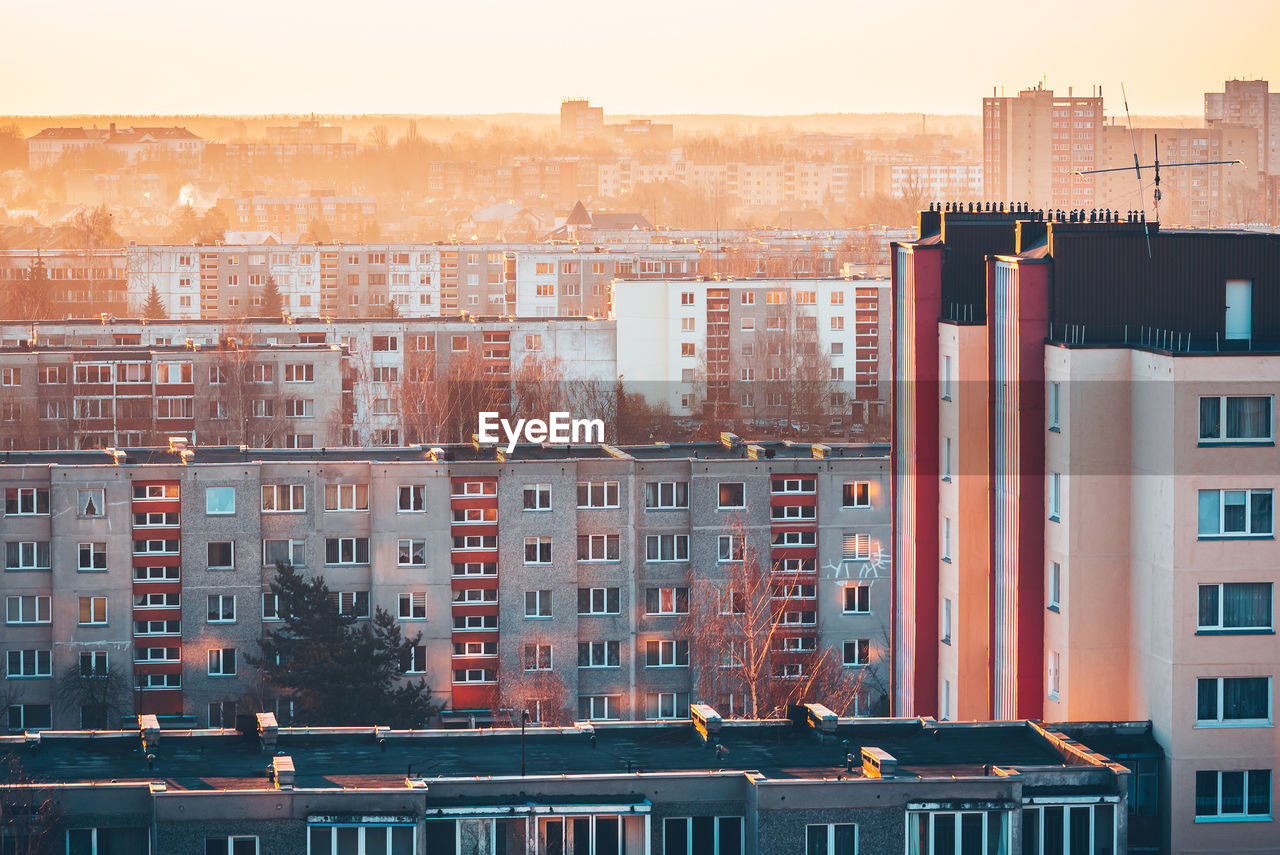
[138,714,161,753]
[256,712,279,749]
[862,747,899,778]
[691,703,722,742]
[271,755,296,789]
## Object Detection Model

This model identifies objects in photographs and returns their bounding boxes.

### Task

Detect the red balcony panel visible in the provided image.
[137,689,183,716]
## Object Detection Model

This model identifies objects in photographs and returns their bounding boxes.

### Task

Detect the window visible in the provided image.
[1021,804,1115,854]
[205,835,259,855]
[577,534,619,562]
[396,592,427,621]
[205,486,235,515]
[335,591,371,618]
[78,596,107,625]
[941,355,952,400]
[283,363,314,383]
[1198,489,1273,537]
[1195,769,1271,820]
[1048,472,1061,521]
[324,483,369,511]
[1048,381,1060,429]
[646,534,689,562]
[842,533,870,560]
[1197,677,1271,725]
[942,437,952,481]
[6,541,51,570]
[576,481,619,508]
[645,639,689,667]
[208,541,234,569]
[524,643,553,672]
[1,368,19,386]
[843,585,870,614]
[78,488,104,517]
[906,811,1008,854]
[392,539,425,567]
[453,534,497,550]
[646,692,690,720]
[1048,650,1061,700]
[842,481,871,508]
[806,823,857,855]
[645,587,688,615]
[646,481,689,509]
[523,483,551,511]
[133,620,180,636]
[6,595,51,625]
[79,651,109,679]
[261,484,305,512]
[39,366,66,385]
[262,593,280,621]
[6,649,51,678]
[135,592,178,609]
[398,485,425,512]
[718,535,744,562]
[263,539,305,567]
[451,335,469,352]
[6,703,52,731]
[576,641,621,669]
[453,667,496,683]
[5,488,49,516]
[134,511,178,527]
[1048,562,1062,611]
[578,587,620,615]
[1198,582,1272,631]
[717,482,745,509]
[1200,396,1272,442]
[208,595,236,624]
[843,639,870,666]
[517,537,552,563]
[208,648,237,676]
[132,539,178,556]
[326,538,370,565]
[663,817,744,855]
[579,695,620,720]
[75,541,107,572]
[942,598,952,643]
[525,589,552,618]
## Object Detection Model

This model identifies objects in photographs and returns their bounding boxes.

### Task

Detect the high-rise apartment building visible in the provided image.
[1205,78,1277,178]
[560,98,605,142]
[893,204,1280,852]
[982,85,1103,210]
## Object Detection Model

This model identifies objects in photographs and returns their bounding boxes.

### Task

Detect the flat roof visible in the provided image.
[0,442,887,468]
[3,718,1096,791]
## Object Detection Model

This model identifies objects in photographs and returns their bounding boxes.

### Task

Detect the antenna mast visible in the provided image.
[1072,83,1246,258]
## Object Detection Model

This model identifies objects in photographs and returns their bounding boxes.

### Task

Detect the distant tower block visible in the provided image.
[561,98,604,142]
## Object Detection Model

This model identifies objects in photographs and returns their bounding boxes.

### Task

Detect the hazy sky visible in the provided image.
[4,0,1278,116]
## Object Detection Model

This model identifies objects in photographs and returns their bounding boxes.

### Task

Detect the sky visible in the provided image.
[4,0,1279,116]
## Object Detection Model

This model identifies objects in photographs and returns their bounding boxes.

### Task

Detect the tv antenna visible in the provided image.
[1071,83,1245,257]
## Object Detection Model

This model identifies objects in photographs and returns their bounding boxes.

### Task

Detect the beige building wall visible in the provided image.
[1053,346,1280,853]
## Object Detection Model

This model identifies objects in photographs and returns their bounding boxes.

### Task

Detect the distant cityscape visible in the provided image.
[1,69,1279,855]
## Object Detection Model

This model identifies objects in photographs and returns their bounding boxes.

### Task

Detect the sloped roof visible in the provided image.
[564,200,593,226]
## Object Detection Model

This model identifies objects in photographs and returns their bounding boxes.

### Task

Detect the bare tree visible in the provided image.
[0,758,64,855]
[53,658,132,729]
[489,633,572,727]
[677,517,881,718]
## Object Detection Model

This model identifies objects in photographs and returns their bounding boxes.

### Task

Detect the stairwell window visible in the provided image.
[1198,489,1273,537]
[1048,473,1062,522]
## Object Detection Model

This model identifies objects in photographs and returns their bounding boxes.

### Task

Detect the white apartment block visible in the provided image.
[612,277,890,422]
